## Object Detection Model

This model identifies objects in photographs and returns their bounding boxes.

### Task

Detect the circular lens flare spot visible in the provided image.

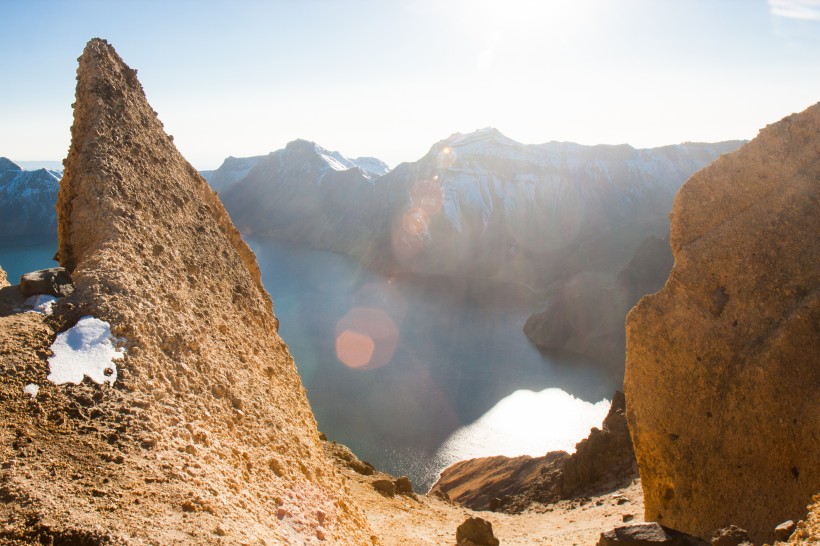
[335,307,399,370]
[335,330,375,369]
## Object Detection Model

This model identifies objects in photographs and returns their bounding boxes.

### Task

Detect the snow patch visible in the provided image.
[24,294,57,315]
[24,384,39,399]
[47,316,126,385]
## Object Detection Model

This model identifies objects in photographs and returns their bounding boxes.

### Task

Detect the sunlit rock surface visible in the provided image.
[625,102,820,544]
[0,38,372,544]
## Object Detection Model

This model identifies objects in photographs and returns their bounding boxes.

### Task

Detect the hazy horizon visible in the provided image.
[2,0,819,170]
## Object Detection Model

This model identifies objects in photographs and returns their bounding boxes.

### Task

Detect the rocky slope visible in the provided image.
[624,102,820,543]
[0,38,372,544]
[0,158,61,236]
[524,235,673,371]
[430,391,638,512]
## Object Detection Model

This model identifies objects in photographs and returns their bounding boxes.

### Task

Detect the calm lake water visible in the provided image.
[0,235,619,490]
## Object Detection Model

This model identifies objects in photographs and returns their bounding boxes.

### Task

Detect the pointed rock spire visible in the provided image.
[0,37,374,544]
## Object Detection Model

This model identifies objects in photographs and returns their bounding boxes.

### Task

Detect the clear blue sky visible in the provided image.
[1,0,818,169]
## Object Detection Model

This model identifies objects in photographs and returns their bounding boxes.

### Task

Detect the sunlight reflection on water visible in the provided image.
[431,388,610,483]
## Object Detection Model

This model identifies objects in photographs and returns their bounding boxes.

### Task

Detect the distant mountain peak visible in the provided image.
[0,157,22,172]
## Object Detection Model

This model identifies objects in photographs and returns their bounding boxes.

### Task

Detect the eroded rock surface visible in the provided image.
[0,265,7,288]
[625,103,820,544]
[0,38,371,544]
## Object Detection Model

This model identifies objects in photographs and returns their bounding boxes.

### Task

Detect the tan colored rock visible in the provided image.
[786,495,820,544]
[625,103,820,544]
[0,265,7,288]
[0,38,371,544]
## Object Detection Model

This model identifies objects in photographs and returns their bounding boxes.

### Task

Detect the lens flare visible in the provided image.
[335,307,399,370]
[335,330,375,369]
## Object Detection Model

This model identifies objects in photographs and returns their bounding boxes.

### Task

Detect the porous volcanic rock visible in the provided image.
[785,495,820,544]
[0,38,371,544]
[624,103,820,544]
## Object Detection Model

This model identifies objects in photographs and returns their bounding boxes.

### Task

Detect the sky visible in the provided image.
[1,0,819,170]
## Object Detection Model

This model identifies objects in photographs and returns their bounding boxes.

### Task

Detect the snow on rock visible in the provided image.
[47,316,126,385]
[24,384,39,399]
[24,294,57,315]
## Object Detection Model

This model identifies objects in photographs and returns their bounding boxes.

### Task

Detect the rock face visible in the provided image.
[624,103,820,543]
[430,391,638,512]
[0,38,371,544]
[0,157,61,236]
[524,235,673,371]
[0,265,7,288]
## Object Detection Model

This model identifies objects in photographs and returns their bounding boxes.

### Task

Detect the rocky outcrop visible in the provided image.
[0,157,61,236]
[19,267,73,297]
[430,391,637,512]
[785,495,820,544]
[524,236,673,371]
[0,265,7,288]
[456,516,500,546]
[0,38,371,544]
[597,523,708,546]
[624,103,820,544]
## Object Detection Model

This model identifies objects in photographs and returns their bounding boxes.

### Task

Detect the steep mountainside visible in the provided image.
[0,39,372,544]
[0,158,61,236]
[223,127,741,292]
[625,102,820,543]
[221,140,389,254]
[523,235,673,371]
[205,154,264,193]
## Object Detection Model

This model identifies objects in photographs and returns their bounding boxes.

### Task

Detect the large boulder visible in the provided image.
[624,103,820,543]
[0,38,371,544]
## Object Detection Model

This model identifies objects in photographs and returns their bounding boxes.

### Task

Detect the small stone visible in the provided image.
[597,522,709,545]
[394,476,415,496]
[19,267,73,297]
[773,520,796,542]
[215,525,227,537]
[456,516,500,546]
[623,514,634,523]
[372,479,396,497]
[711,525,751,546]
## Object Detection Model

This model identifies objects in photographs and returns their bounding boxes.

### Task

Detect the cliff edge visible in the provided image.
[0,38,371,544]
[624,103,820,543]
